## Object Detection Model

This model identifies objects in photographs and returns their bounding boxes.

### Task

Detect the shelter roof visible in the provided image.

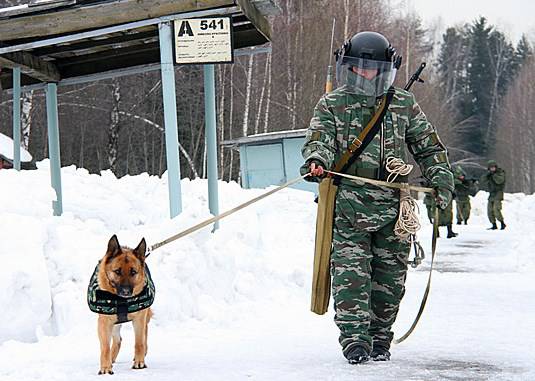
[221,129,307,148]
[0,0,279,89]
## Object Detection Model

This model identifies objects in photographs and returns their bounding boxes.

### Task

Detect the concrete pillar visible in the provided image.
[203,64,220,230]
[46,83,63,216]
[12,67,21,171]
[158,21,182,218]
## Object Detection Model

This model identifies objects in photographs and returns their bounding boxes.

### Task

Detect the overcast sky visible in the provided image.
[408,0,535,43]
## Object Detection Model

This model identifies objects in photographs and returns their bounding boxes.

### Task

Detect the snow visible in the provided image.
[0,162,534,380]
[0,132,32,162]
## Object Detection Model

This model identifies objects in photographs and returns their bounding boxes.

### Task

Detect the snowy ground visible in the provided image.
[0,162,534,380]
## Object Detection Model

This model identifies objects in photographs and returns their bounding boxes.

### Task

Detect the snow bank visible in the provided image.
[0,132,32,162]
[0,162,316,343]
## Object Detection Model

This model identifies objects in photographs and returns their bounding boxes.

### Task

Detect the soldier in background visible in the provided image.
[423,192,457,238]
[453,165,478,225]
[301,31,453,364]
[479,160,506,230]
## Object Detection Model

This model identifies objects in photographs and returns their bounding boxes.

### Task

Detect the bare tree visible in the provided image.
[495,58,535,193]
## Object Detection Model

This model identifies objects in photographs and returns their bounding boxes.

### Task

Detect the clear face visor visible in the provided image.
[336,56,397,97]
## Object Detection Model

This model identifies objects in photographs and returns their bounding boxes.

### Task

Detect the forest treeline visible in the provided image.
[0,0,533,192]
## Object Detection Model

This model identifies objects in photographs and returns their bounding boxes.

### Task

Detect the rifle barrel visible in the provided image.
[404,62,427,91]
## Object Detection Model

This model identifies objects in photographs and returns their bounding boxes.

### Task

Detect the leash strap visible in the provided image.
[116,300,129,324]
[148,174,310,254]
[325,170,434,193]
[393,207,439,344]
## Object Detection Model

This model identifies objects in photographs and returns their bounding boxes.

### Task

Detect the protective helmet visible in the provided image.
[487,160,497,169]
[335,31,401,97]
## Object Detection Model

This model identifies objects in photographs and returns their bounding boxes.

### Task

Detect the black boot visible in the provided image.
[456,221,462,225]
[344,345,370,365]
[447,224,458,238]
[370,345,391,361]
[488,223,498,230]
[500,221,506,230]
[464,220,468,225]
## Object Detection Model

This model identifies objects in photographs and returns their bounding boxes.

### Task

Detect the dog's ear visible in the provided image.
[106,234,122,258]
[133,238,146,262]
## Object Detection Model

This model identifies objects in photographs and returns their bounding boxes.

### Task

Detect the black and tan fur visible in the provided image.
[96,235,152,375]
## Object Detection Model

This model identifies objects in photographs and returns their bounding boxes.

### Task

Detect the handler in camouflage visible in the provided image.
[479,160,506,230]
[301,32,454,364]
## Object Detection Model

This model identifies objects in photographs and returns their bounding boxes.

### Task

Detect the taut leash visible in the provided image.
[146,174,310,255]
[325,170,433,193]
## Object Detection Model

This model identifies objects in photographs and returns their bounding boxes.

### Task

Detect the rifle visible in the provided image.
[325,19,336,93]
[404,62,426,91]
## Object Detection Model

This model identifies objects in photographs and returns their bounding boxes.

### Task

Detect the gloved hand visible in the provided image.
[434,188,452,210]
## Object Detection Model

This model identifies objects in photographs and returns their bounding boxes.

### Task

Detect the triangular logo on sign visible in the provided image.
[178,21,194,37]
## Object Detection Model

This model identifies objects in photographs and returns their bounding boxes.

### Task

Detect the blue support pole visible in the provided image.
[46,83,63,216]
[158,21,182,218]
[12,67,21,171]
[203,64,220,230]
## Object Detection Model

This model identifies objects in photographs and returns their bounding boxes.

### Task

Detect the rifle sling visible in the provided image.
[331,87,395,178]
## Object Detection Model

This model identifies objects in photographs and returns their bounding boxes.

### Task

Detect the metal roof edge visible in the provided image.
[221,128,307,147]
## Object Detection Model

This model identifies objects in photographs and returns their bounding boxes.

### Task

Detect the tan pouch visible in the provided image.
[311,177,338,315]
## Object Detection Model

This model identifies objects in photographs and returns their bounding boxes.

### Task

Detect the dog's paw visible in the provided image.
[132,360,147,370]
[98,367,114,375]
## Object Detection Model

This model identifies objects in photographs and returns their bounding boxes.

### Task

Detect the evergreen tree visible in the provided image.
[510,34,533,76]
[437,26,471,119]
[437,17,526,161]
[465,17,493,155]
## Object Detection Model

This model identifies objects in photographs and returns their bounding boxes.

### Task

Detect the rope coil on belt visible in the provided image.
[385,157,414,183]
[384,157,422,242]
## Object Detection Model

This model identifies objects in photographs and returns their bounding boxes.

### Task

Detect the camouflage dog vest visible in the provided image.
[87,261,155,323]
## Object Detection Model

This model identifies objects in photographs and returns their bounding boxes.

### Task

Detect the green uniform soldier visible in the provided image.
[453,165,478,224]
[423,191,457,238]
[479,160,506,230]
[300,32,454,364]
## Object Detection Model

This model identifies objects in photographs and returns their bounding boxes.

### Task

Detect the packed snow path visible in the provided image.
[0,164,533,380]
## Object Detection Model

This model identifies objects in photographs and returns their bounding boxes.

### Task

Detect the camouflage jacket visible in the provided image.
[454,178,478,201]
[301,87,454,192]
[479,168,506,200]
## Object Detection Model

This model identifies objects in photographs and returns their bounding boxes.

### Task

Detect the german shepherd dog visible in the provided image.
[97,235,152,375]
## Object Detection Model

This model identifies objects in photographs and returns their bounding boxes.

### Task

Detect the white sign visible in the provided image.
[174,17,233,64]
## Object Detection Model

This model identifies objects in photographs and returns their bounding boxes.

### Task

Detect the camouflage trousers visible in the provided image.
[456,200,471,223]
[427,201,453,226]
[331,183,410,354]
[487,199,504,224]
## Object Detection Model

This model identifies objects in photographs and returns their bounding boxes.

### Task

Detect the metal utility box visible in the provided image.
[222,129,317,193]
